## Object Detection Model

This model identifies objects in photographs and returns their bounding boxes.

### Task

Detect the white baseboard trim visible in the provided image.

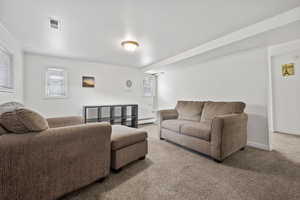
[138,118,156,125]
[247,141,270,151]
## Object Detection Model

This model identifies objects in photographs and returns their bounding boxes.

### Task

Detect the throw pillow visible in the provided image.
[0,101,24,114]
[0,108,49,134]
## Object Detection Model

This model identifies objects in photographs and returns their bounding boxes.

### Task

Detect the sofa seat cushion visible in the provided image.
[180,121,211,141]
[111,125,147,150]
[161,119,182,132]
[201,101,245,121]
[176,101,205,121]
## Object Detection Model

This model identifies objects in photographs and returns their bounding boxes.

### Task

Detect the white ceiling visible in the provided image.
[1,0,300,67]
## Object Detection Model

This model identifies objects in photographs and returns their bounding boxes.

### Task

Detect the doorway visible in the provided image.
[269,43,300,163]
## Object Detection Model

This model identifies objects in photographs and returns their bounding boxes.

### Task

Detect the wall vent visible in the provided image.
[50,18,60,29]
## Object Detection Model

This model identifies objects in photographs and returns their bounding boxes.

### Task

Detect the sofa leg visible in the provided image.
[240,147,245,151]
[96,176,107,183]
[139,156,146,160]
[112,167,123,173]
[160,137,165,140]
[214,159,222,163]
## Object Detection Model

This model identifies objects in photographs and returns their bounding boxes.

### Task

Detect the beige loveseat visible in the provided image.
[159,101,248,162]
[0,114,111,200]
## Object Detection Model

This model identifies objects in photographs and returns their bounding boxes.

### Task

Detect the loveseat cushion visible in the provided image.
[201,101,245,121]
[0,108,49,134]
[181,121,211,141]
[176,101,205,121]
[161,119,182,132]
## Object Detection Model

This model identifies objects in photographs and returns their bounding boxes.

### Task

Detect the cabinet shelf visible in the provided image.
[83,104,138,128]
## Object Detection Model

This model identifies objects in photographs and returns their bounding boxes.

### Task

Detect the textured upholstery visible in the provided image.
[0,122,112,200]
[161,119,182,132]
[161,128,210,155]
[176,101,205,121]
[180,121,211,141]
[158,109,178,121]
[159,101,248,161]
[111,125,147,150]
[201,101,245,121]
[0,108,49,134]
[210,113,248,160]
[158,109,178,139]
[111,141,148,170]
[0,125,8,135]
[111,125,148,170]
[47,116,83,128]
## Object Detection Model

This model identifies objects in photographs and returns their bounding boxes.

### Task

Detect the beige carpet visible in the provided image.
[61,125,300,200]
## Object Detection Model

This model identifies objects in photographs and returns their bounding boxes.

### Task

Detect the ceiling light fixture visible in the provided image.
[121,40,139,52]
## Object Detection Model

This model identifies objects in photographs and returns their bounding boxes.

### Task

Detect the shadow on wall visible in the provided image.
[246,104,269,146]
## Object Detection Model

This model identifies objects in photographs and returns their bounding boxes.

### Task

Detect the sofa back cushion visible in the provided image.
[176,101,205,121]
[201,101,246,121]
[0,108,49,134]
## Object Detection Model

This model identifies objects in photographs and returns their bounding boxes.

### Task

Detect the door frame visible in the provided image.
[267,39,300,151]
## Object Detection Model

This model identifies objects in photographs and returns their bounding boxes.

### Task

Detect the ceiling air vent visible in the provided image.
[50,18,60,30]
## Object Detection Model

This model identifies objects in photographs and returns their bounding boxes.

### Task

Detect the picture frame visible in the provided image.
[282,63,295,77]
[82,76,95,88]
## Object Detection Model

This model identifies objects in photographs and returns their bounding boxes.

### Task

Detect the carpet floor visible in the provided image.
[61,125,300,200]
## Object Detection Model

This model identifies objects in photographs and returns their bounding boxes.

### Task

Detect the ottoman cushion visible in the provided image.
[111,125,147,150]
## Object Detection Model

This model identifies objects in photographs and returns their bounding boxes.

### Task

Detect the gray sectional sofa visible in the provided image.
[159,101,248,162]
[0,104,111,200]
[0,102,148,200]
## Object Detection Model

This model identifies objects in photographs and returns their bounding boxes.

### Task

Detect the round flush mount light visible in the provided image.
[121,40,139,52]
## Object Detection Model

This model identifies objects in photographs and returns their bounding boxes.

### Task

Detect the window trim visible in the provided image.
[44,67,68,99]
[0,46,14,93]
[143,75,155,97]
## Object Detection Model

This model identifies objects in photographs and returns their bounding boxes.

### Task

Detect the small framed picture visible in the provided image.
[282,63,295,77]
[82,76,95,88]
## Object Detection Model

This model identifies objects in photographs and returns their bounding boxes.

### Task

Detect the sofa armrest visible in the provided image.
[158,109,178,121]
[0,122,111,200]
[210,113,248,161]
[158,109,178,139]
[47,116,83,128]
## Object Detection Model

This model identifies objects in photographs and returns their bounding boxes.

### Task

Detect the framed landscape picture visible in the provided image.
[82,76,95,88]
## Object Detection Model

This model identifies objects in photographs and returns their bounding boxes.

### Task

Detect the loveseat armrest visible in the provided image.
[158,109,178,121]
[210,113,248,161]
[47,116,83,128]
[158,109,178,139]
[0,122,111,200]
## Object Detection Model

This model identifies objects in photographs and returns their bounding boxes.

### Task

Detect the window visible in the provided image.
[45,68,68,98]
[0,47,13,92]
[143,76,155,97]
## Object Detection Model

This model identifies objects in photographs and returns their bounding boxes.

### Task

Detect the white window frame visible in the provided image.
[143,75,155,97]
[44,67,68,99]
[0,46,14,93]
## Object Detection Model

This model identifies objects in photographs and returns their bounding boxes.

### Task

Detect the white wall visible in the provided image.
[24,53,153,119]
[157,47,270,149]
[270,40,300,135]
[0,22,23,103]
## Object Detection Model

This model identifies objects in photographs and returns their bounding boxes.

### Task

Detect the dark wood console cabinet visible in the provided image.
[83,104,138,128]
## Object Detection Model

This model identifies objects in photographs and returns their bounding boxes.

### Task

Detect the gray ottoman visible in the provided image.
[111,125,148,171]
